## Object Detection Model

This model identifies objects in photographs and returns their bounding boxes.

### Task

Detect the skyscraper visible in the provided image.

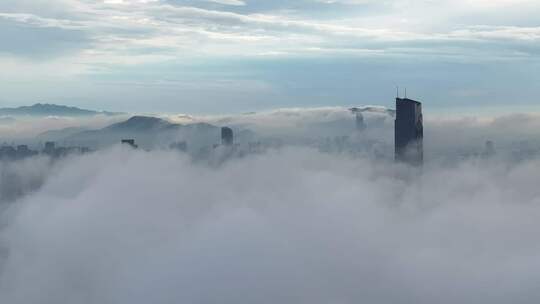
[355,112,366,132]
[43,141,56,156]
[121,139,138,149]
[44,141,55,151]
[395,97,423,165]
[221,127,234,146]
[349,107,367,132]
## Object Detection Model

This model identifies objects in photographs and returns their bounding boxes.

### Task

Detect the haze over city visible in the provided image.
[1,1,540,304]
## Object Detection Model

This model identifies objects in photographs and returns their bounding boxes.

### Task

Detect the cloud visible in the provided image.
[1,145,540,303]
[166,107,540,156]
[3,106,540,160]
[203,0,246,6]
[167,106,394,139]
[0,0,538,112]
[1,0,539,63]
[0,115,128,140]
[0,16,90,59]
[0,157,52,205]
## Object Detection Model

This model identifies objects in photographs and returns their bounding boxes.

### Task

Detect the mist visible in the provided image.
[0,114,128,140]
[1,144,540,303]
[0,156,52,205]
[4,107,540,161]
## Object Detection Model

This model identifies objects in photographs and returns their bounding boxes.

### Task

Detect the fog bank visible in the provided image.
[1,147,540,303]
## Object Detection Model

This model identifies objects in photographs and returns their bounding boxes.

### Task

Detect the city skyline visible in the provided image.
[3,2,540,304]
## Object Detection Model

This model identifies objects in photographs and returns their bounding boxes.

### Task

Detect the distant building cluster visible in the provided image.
[1,94,428,166]
[210,127,267,161]
[43,97,419,164]
[6,94,540,167]
[0,141,91,161]
[8,94,539,166]
[117,128,267,163]
[0,145,38,160]
[316,135,390,159]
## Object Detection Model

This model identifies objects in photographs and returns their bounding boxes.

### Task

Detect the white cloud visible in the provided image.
[2,146,540,303]
[0,0,538,111]
[0,114,128,139]
[0,0,539,65]
[203,0,246,6]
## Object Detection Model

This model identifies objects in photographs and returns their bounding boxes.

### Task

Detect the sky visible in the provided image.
[0,0,539,113]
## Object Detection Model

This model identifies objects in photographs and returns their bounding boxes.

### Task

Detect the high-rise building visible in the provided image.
[221,127,233,146]
[395,98,423,165]
[355,112,366,132]
[482,140,496,158]
[43,141,56,156]
[349,108,366,132]
[121,139,138,149]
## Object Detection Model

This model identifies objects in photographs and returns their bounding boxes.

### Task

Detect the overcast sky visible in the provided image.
[0,0,538,113]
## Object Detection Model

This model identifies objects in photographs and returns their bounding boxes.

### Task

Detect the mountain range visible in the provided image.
[0,104,122,117]
[33,105,394,150]
[40,116,224,150]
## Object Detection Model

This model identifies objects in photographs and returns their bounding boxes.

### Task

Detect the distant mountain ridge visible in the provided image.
[37,127,90,141]
[0,103,122,117]
[56,116,221,150]
[105,116,176,131]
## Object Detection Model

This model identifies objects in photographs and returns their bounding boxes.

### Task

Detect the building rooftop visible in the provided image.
[396,97,422,105]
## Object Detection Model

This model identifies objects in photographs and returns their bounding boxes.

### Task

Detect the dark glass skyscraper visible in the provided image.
[395,98,423,165]
[221,127,234,146]
[121,139,138,149]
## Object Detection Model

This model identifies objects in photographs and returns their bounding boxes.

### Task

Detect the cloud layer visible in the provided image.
[0,0,539,112]
[1,146,540,303]
[3,106,540,163]
[2,0,539,62]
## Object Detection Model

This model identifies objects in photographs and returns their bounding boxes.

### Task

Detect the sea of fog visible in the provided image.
[0,145,540,304]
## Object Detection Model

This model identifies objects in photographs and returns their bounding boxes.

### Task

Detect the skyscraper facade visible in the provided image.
[395,98,423,165]
[221,127,234,146]
[355,112,366,132]
[121,139,138,149]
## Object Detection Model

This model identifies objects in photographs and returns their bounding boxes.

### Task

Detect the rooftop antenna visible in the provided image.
[396,86,400,98]
[405,88,407,99]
